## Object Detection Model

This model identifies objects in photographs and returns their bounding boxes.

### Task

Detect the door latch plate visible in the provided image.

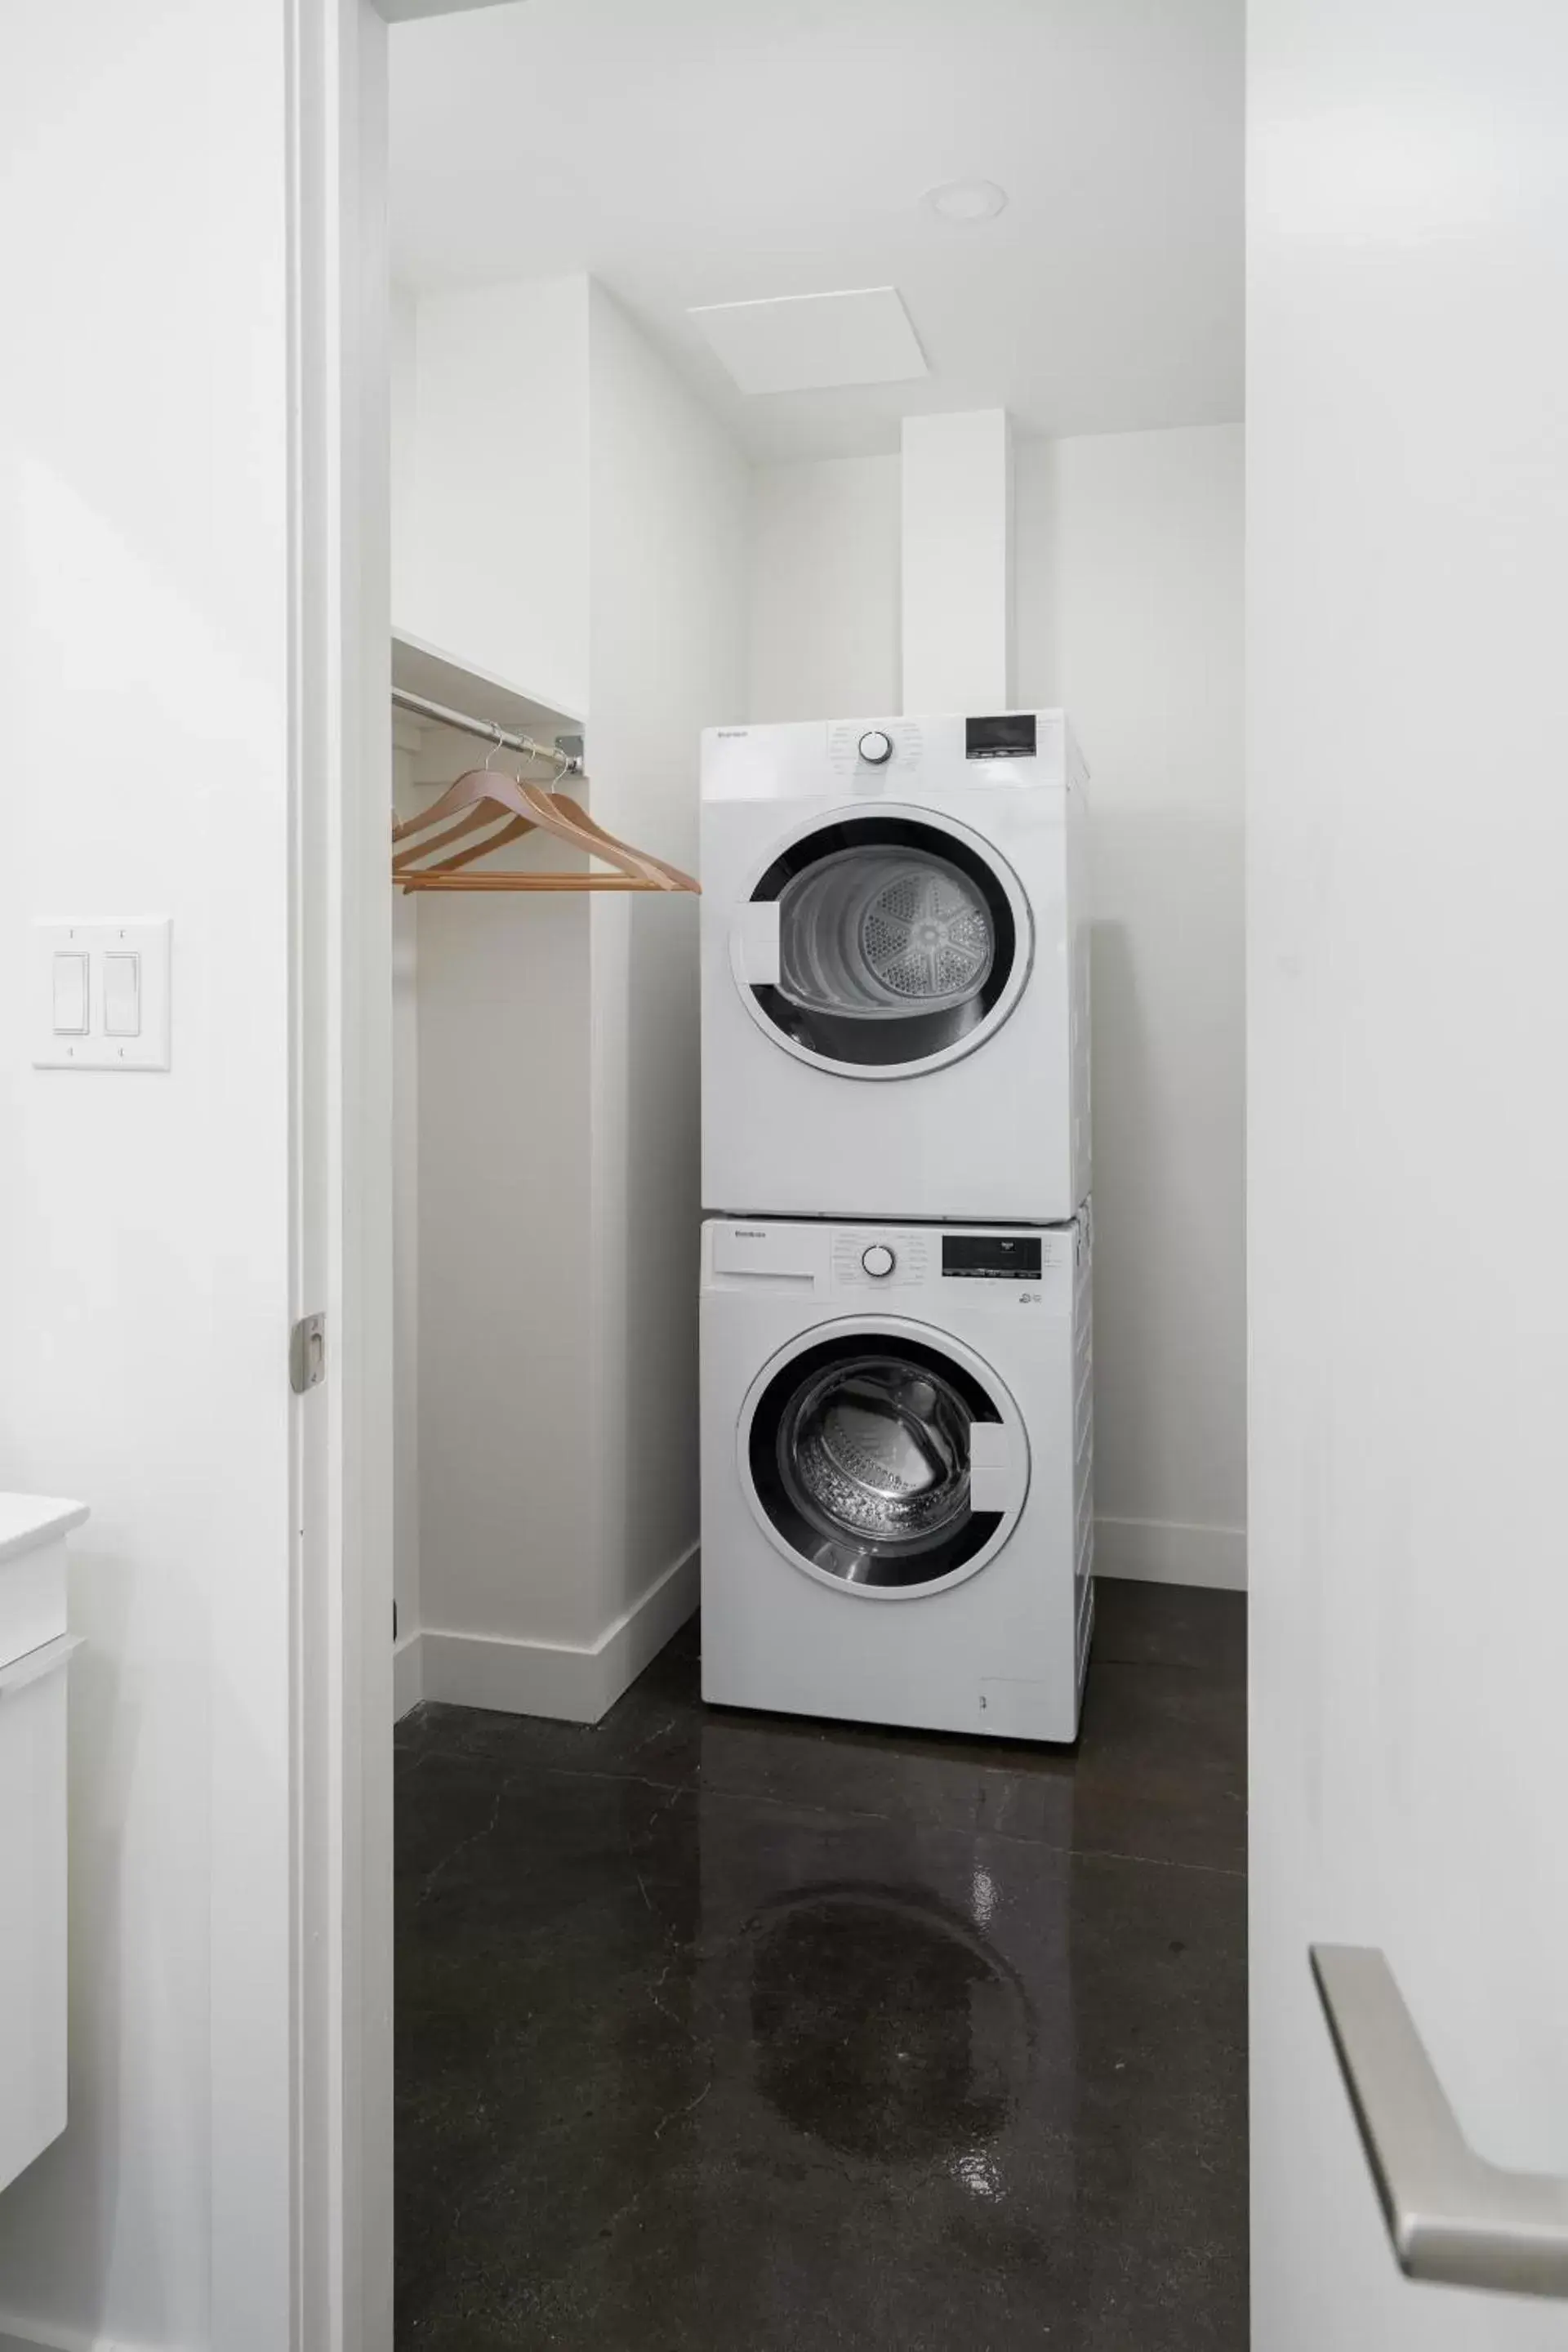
[290,1312,326,1394]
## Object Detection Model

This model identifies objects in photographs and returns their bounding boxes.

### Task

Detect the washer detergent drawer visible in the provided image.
[711,1223,825,1283]
[0,1634,80,2194]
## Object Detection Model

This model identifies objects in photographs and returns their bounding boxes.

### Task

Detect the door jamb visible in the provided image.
[287,2,394,2345]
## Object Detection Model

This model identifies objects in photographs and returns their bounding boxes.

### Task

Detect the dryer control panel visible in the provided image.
[965,713,1039,762]
[700,711,1071,803]
[826,717,926,780]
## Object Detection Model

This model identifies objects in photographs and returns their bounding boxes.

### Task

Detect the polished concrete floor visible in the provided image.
[395,1581,1248,2349]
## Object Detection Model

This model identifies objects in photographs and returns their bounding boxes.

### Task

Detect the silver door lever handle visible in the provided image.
[1312,1945,1568,2300]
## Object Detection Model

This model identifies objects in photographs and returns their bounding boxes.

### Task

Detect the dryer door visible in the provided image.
[739,1319,1029,1598]
[731,808,1033,1079]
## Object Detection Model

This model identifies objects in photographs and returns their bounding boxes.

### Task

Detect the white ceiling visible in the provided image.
[389,0,1244,461]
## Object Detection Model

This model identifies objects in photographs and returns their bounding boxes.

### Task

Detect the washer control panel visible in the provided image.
[826,1227,1074,1298]
[707,1221,1080,1313]
[942,1233,1045,1281]
[831,1229,929,1290]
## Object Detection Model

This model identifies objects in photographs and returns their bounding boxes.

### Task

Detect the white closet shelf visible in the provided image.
[392,630,584,747]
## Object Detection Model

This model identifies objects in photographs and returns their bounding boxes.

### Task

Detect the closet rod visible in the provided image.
[391,684,583,773]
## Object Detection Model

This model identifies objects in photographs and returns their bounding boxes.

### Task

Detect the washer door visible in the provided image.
[740,1320,1029,1599]
[731,808,1032,1080]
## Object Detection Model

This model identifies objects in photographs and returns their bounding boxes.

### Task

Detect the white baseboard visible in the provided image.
[0,2319,170,2352]
[393,1628,425,1720]
[1095,1516,1247,1592]
[416,1544,700,1726]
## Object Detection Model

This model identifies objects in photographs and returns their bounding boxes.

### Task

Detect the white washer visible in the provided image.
[701,1212,1094,1743]
[700,710,1091,1223]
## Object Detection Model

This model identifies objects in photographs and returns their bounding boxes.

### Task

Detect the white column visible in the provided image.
[900,409,1013,713]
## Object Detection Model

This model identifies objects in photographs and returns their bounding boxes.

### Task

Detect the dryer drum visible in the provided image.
[742,811,1024,1079]
[776,846,995,1018]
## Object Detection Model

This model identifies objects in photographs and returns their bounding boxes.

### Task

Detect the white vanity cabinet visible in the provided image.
[0,1495,87,2197]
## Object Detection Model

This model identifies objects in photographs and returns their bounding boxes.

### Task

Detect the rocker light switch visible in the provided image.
[103,952,141,1036]
[51,953,88,1035]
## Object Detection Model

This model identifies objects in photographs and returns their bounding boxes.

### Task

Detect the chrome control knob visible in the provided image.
[861,1243,897,1278]
[858,728,893,765]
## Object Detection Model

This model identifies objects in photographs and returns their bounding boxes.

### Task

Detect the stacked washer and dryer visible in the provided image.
[697,710,1094,1742]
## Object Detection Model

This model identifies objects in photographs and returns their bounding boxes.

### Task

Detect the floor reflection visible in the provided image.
[746,1882,1031,2161]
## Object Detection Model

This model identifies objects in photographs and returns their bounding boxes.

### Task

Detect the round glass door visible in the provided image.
[741,813,1029,1076]
[744,1328,1020,1594]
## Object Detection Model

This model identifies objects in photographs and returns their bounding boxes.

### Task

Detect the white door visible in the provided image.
[1249,0,1568,2343]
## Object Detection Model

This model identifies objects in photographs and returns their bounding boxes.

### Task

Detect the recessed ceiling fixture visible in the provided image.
[688,287,927,396]
[925,178,1009,225]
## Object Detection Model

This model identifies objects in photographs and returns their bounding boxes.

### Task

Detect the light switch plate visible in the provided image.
[31,920,172,1070]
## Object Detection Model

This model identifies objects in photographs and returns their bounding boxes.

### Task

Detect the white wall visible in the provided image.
[415,843,597,1657]
[392,274,590,720]
[585,280,749,1643]
[391,277,599,1695]
[0,1,296,2343]
[1016,427,1246,1586]
[394,275,745,1714]
[392,307,424,1708]
[748,457,901,722]
[392,717,424,1709]
[745,425,1246,1588]
[902,410,1014,711]
[390,280,419,557]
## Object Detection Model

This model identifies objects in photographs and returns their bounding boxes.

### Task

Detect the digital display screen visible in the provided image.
[942,1235,1043,1281]
[965,713,1037,761]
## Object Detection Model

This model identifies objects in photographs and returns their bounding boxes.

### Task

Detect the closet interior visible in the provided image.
[385,0,1245,1788]
[385,5,1246,2345]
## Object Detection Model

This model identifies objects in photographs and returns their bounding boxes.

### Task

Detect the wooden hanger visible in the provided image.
[390,799,511,870]
[392,766,697,895]
[392,758,551,848]
[551,795,696,892]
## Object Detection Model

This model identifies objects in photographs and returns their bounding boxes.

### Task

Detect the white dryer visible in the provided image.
[700,1212,1094,1743]
[700,710,1090,1224]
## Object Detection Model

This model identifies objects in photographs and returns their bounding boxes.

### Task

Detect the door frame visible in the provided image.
[288,1,394,2344]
